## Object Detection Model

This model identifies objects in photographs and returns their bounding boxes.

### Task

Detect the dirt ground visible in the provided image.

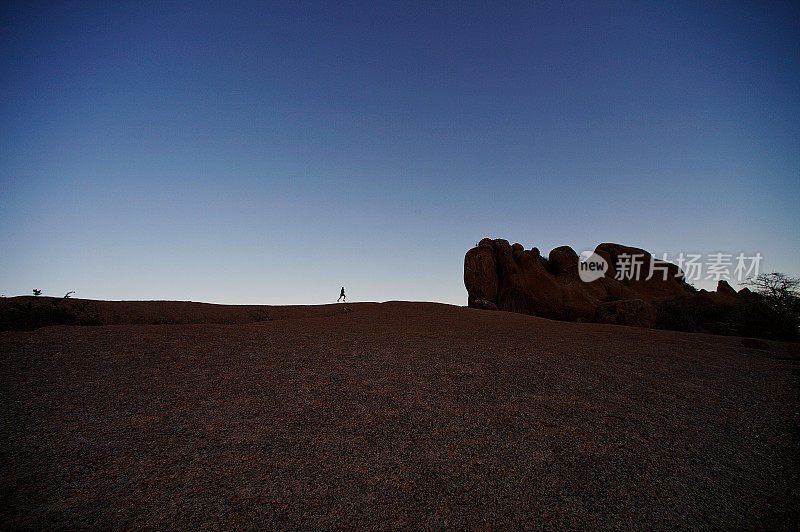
[1,300,797,528]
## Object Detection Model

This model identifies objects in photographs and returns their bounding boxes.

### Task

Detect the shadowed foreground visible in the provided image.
[1,301,797,528]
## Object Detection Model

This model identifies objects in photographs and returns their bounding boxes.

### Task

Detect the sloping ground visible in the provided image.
[0,296,351,328]
[88,298,352,324]
[0,301,797,528]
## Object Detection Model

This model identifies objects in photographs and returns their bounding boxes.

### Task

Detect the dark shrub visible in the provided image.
[654,296,732,334]
[655,291,799,341]
[731,292,799,341]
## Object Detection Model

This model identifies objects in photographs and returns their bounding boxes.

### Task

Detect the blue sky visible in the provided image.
[1,1,798,304]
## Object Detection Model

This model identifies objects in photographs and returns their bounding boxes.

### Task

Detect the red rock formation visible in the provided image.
[464,239,740,328]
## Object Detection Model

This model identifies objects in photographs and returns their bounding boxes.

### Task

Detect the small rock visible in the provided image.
[741,338,770,350]
[469,299,499,311]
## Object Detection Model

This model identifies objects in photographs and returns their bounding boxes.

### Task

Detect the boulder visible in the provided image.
[741,338,770,350]
[547,246,579,275]
[469,299,499,311]
[717,280,737,295]
[706,280,741,305]
[594,243,689,301]
[596,299,657,327]
[464,245,498,304]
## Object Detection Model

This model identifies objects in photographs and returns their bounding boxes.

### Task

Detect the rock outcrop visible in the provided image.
[464,238,741,328]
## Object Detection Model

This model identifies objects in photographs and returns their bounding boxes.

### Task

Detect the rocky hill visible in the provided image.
[465,238,746,328]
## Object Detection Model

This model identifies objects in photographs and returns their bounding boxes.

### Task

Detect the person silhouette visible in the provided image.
[338,286,346,302]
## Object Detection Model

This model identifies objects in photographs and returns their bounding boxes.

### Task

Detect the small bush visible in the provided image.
[739,273,800,340]
[730,293,799,341]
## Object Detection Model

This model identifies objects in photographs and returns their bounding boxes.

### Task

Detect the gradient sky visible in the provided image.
[2,1,798,305]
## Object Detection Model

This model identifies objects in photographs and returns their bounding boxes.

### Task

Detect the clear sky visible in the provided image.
[2,1,798,305]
